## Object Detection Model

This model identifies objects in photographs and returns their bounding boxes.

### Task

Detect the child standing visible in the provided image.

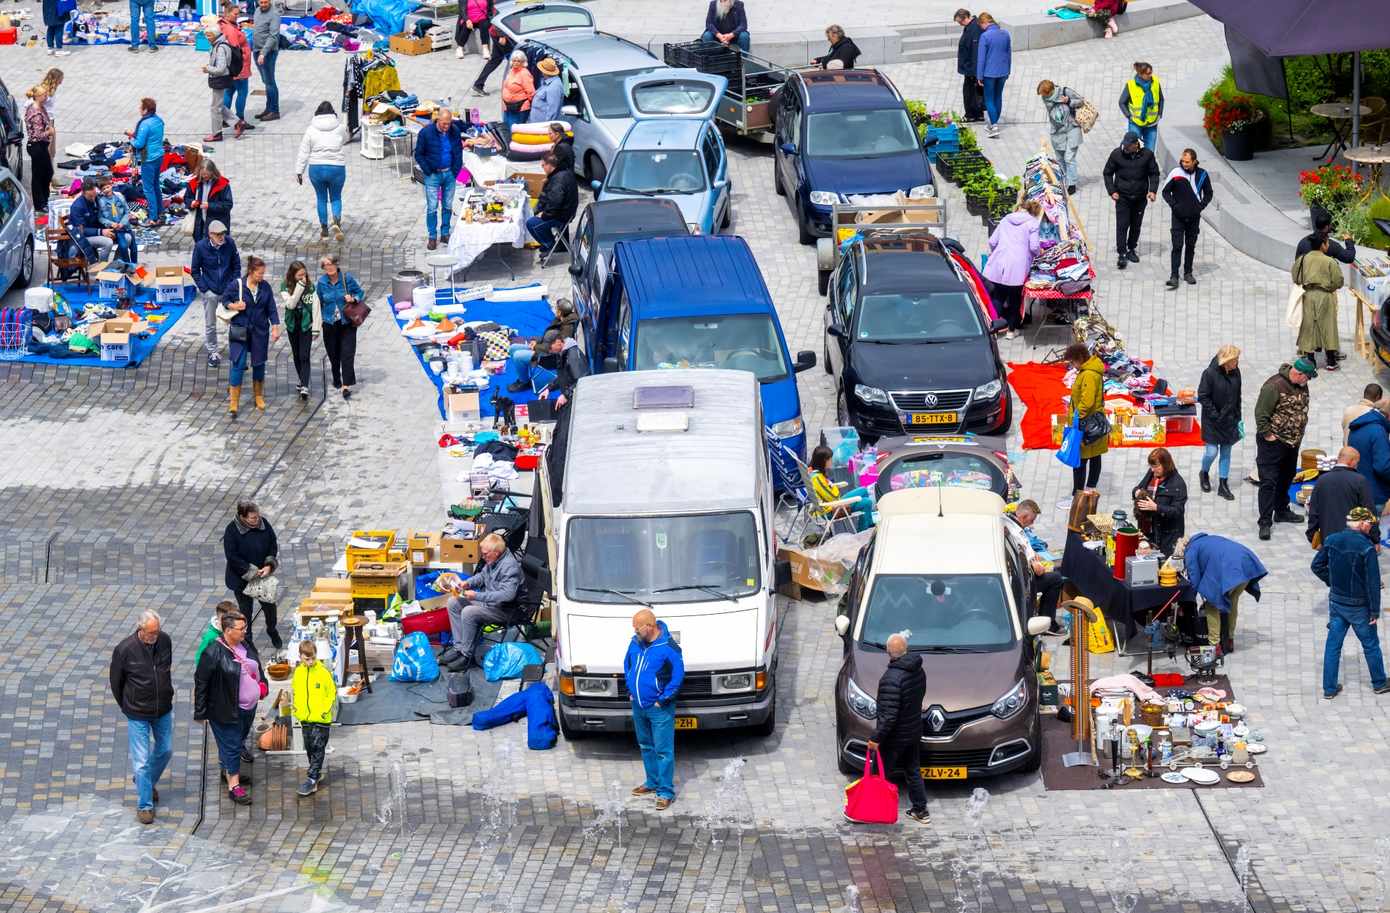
[291,640,336,796]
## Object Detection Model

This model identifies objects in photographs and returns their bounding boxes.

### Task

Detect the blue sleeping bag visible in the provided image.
[471,681,558,749]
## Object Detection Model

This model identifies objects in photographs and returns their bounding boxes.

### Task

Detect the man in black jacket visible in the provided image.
[1161,147,1213,289]
[1103,130,1159,270]
[1307,446,1375,546]
[110,610,174,824]
[954,9,984,122]
[536,327,587,409]
[866,633,929,823]
[1296,209,1357,264]
[527,154,579,254]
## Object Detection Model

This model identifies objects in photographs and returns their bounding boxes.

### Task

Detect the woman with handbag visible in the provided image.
[223,498,283,648]
[1037,80,1084,194]
[1065,342,1110,498]
[193,610,265,806]
[316,253,365,400]
[280,260,316,401]
[1132,446,1188,556]
[500,50,536,135]
[225,254,280,417]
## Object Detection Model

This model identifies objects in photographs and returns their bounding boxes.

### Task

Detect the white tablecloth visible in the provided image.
[462,149,544,187]
[447,196,534,268]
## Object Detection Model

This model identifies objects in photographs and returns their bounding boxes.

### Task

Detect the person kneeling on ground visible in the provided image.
[439,533,525,673]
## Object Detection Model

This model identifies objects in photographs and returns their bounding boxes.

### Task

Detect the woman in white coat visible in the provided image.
[295,101,349,242]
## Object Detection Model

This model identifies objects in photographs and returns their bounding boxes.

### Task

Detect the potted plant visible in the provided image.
[1200,85,1265,161]
[1298,163,1365,228]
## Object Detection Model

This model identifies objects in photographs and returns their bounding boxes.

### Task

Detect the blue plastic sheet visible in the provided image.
[13,283,194,368]
[350,0,415,39]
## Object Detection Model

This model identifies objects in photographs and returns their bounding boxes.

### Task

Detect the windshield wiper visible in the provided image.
[920,646,989,653]
[574,586,652,609]
[610,187,660,196]
[651,584,740,602]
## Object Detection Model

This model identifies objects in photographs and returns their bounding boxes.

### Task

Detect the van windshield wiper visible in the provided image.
[574,586,652,609]
[919,645,989,653]
[651,584,739,603]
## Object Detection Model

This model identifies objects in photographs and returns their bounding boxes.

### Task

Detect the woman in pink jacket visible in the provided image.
[982,199,1042,338]
[455,0,492,59]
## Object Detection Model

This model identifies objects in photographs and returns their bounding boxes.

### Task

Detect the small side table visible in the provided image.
[1343,144,1390,203]
[1310,103,1370,163]
[341,615,373,693]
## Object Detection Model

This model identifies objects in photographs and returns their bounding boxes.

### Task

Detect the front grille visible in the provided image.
[890,389,971,412]
[921,705,992,739]
[921,747,995,768]
[606,672,716,699]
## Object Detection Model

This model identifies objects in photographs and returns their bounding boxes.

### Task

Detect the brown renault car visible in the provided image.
[833,487,1050,779]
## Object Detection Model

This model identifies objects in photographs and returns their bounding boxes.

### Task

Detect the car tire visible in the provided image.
[7,142,23,182]
[1020,721,1042,773]
[836,389,849,427]
[558,711,589,741]
[822,338,832,374]
[817,269,831,296]
[773,161,785,196]
[585,152,606,186]
[752,699,776,737]
[720,202,732,232]
[16,239,32,289]
[796,199,815,246]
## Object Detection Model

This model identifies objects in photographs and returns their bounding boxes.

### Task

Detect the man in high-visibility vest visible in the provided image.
[1118,61,1163,152]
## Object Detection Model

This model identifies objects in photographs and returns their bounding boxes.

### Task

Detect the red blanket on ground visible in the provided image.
[1007,361,1204,450]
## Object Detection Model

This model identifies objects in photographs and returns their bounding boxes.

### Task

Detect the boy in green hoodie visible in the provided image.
[194,600,238,668]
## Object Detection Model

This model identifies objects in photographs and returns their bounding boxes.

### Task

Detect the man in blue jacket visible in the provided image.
[126,98,166,222]
[1179,532,1266,654]
[413,108,465,251]
[1312,507,1390,699]
[1347,410,1390,510]
[190,221,240,367]
[974,12,1010,137]
[67,179,116,264]
[624,610,684,810]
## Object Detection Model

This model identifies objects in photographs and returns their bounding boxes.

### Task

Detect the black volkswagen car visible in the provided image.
[823,235,1011,441]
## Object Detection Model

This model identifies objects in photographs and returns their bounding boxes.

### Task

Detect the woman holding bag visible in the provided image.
[223,499,282,647]
[316,253,365,400]
[280,260,316,401]
[194,610,265,806]
[225,254,280,417]
[1066,342,1109,499]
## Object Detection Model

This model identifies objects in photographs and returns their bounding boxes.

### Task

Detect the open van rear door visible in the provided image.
[623,70,728,121]
[491,0,594,42]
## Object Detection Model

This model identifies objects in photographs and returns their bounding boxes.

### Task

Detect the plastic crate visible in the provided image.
[662,40,742,79]
[346,529,397,571]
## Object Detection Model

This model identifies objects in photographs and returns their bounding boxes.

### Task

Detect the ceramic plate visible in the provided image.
[1194,719,1222,734]
[1226,770,1256,783]
[1247,743,1268,755]
[1182,766,1220,785]
[1161,771,1188,784]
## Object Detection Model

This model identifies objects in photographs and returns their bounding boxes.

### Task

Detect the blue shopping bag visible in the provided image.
[1056,415,1083,469]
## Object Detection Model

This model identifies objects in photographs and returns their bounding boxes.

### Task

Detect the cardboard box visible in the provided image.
[439,535,479,565]
[99,321,133,363]
[389,32,432,55]
[513,171,547,200]
[97,269,131,299]
[777,546,847,595]
[445,390,481,423]
[154,265,187,303]
[409,531,441,565]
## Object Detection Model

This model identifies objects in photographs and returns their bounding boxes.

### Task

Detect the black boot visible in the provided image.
[1326,350,1341,372]
[1199,470,1211,493]
[1217,479,1234,501]
[1165,276,1179,290]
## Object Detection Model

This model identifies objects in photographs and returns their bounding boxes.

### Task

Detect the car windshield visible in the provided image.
[879,452,1006,499]
[860,573,1015,651]
[634,315,790,382]
[855,291,983,342]
[498,5,592,36]
[806,109,919,158]
[630,79,718,116]
[582,68,663,119]
[607,150,706,195]
[565,512,760,603]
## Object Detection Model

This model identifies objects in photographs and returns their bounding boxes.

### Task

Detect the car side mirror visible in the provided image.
[561,104,579,117]
[774,558,792,589]
[714,178,729,189]
[779,142,797,156]
[794,350,817,373]
[602,356,620,373]
[989,317,1009,334]
[590,179,602,192]
[1026,616,1051,637]
[828,323,846,339]
[834,615,850,637]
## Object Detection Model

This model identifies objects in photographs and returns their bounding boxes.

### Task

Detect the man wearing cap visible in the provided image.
[529,58,564,124]
[66,179,116,263]
[535,327,586,410]
[1102,130,1159,271]
[1254,357,1314,540]
[190,221,241,368]
[1312,506,1390,699]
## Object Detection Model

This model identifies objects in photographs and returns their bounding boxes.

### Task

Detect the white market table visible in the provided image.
[446,194,533,277]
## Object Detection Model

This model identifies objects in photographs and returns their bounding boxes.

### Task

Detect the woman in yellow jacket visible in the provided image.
[292,640,336,797]
[810,446,875,532]
[1066,342,1110,497]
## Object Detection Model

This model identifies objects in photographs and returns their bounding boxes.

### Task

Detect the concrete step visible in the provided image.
[898,48,960,62]
[895,23,957,39]
[901,34,958,54]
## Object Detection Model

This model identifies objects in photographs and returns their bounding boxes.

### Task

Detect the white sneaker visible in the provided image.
[455,46,463,59]
[54,49,71,56]
[988,124,1000,138]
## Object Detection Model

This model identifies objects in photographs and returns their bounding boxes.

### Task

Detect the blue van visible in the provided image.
[575,234,817,460]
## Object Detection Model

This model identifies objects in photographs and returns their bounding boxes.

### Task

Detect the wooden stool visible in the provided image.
[341,615,373,693]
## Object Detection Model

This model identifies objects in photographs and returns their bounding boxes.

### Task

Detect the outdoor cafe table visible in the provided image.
[1310,103,1371,162]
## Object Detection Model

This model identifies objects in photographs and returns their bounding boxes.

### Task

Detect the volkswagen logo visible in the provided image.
[927,707,946,732]
[923,393,938,407]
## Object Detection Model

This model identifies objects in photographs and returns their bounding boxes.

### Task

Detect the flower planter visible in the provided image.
[1221,128,1255,162]
[947,152,989,186]
[966,195,989,217]
[935,154,957,181]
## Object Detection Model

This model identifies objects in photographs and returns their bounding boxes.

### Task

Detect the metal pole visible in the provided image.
[1352,50,1362,149]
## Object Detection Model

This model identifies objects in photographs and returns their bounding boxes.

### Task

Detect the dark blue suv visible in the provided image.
[772,69,935,245]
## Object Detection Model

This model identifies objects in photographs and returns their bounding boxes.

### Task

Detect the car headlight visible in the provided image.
[713,671,755,694]
[854,383,889,406]
[847,678,878,720]
[975,379,1003,400]
[991,678,1029,720]
[575,676,616,696]
[770,416,804,438]
[808,190,839,207]
[687,222,702,235]
[908,183,936,199]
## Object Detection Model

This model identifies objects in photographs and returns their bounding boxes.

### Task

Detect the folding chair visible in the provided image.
[784,449,865,545]
[45,224,91,288]
[537,220,573,268]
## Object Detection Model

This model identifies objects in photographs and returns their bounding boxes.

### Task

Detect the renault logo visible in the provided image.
[923,393,939,407]
[927,707,946,732]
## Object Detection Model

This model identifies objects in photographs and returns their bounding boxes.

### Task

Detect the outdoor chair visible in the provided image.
[784,450,866,546]
[44,223,90,288]
[538,220,573,268]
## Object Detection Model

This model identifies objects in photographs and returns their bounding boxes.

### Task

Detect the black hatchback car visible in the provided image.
[823,235,1011,442]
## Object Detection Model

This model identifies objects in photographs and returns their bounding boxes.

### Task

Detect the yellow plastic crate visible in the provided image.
[346,529,397,571]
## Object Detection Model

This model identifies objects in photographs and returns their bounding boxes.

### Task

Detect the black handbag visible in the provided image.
[1080,410,1111,445]
[228,281,250,344]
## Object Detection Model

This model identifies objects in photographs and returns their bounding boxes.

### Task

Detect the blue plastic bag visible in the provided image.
[1056,415,1083,469]
[391,631,440,682]
[482,641,544,681]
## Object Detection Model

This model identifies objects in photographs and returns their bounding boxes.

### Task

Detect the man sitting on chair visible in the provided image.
[439,533,526,673]
[809,445,874,532]
[526,153,578,255]
[67,179,116,264]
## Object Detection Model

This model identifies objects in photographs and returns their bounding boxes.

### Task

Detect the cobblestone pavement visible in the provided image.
[4,14,1390,913]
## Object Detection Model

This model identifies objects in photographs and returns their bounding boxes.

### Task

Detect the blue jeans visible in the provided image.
[527,215,564,251]
[228,346,266,386]
[127,711,174,811]
[1201,442,1232,479]
[509,344,533,385]
[255,48,279,114]
[111,228,137,264]
[308,163,346,228]
[1130,123,1158,152]
[982,76,1006,125]
[422,170,457,240]
[140,160,162,221]
[700,30,750,52]
[631,701,676,799]
[222,78,249,122]
[1323,600,1387,695]
[129,0,156,47]
[502,110,527,136]
[208,708,256,776]
[46,22,63,48]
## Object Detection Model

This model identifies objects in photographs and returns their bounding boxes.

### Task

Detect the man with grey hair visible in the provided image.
[865,631,930,823]
[110,610,174,824]
[439,533,526,672]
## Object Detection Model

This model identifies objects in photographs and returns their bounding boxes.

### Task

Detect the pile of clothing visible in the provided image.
[54,141,198,229]
[1021,153,1093,294]
[1066,313,1164,398]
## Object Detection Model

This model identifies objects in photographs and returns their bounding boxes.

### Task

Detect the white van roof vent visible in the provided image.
[633,385,695,410]
[635,411,690,433]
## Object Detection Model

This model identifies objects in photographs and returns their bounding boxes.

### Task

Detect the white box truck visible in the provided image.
[537,369,783,739]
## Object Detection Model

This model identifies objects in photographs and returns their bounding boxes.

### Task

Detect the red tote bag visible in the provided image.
[844,747,899,824]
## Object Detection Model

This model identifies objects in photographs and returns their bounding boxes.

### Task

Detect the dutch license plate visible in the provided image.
[910,412,958,425]
[675,717,699,730]
[921,766,967,780]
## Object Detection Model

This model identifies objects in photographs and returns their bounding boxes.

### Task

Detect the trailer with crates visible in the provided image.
[662,41,798,137]
[813,198,948,295]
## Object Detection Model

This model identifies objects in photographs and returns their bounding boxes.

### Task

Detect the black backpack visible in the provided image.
[209,39,243,90]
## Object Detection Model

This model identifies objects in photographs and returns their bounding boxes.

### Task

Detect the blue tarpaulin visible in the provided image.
[350,0,416,40]
[12,282,194,368]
